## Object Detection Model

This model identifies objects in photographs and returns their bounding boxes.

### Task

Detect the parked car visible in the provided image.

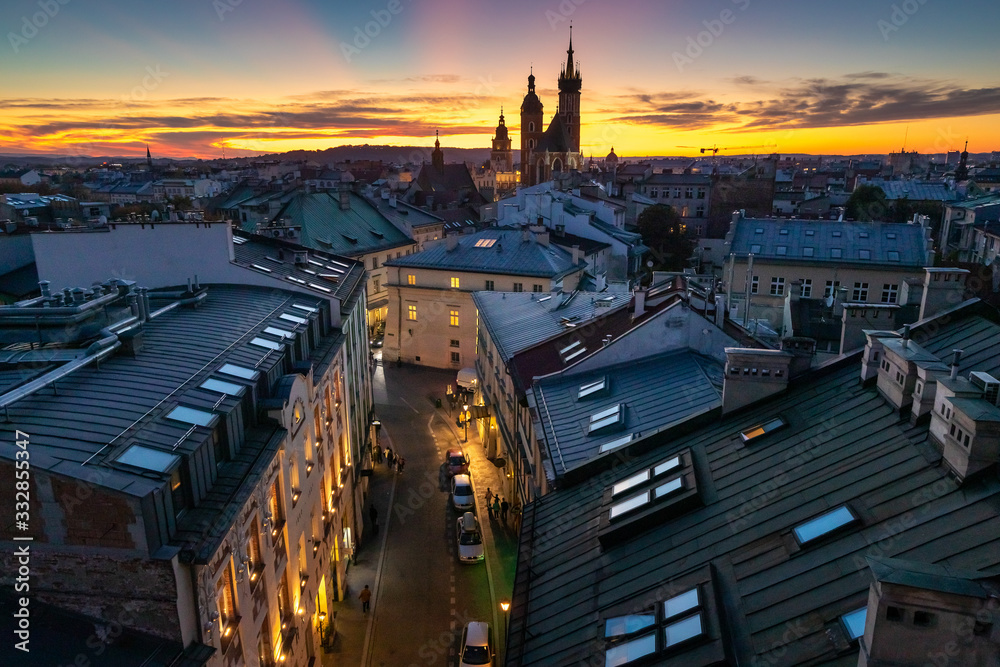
[445,447,470,477]
[456,512,484,563]
[459,621,494,667]
[451,474,475,512]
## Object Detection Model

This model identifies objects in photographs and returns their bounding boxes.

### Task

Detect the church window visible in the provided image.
[529,122,535,132]
[529,139,535,149]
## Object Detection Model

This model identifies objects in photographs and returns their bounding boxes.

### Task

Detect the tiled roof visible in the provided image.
[728,218,928,267]
[386,228,586,279]
[268,190,413,257]
[535,113,572,153]
[642,173,713,186]
[509,305,1000,666]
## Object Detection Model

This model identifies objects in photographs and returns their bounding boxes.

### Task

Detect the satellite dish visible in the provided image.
[646,260,654,268]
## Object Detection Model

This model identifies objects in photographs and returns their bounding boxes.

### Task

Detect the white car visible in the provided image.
[451,474,475,512]
[459,621,494,667]
[456,512,484,563]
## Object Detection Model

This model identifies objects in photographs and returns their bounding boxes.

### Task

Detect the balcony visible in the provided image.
[219,616,241,655]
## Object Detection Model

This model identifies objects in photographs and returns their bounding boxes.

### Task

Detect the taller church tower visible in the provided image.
[557,26,582,154]
[519,69,544,186]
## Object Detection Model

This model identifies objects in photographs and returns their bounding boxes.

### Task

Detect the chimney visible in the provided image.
[721,348,793,414]
[780,337,816,378]
[127,292,140,319]
[39,280,51,299]
[901,324,910,349]
[930,370,1000,481]
[137,287,149,322]
[919,268,969,320]
[950,349,962,380]
[536,231,550,247]
[731,210,742,224]
[840,304,898,355]
[389,194,397,208]
[339,181,351,211]
[522,227,530,242]
[633,288,646,318]
[571,244,582,265]
[446,234,459,251]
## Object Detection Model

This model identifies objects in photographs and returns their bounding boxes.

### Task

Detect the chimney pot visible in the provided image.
[39,280,51,298]
[950,349,962,379]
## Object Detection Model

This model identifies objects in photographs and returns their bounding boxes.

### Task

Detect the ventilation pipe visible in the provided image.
[901,324,910,350]
[39,281,51,299]
[950,349,962,379]
[137,287,149,322]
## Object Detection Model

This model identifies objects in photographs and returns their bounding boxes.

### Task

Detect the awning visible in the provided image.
[468,404,491,419]
[457,367,478,389]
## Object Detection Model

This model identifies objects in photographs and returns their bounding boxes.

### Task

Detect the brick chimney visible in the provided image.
[722,348,793,414]
[930,369,1000,481]
[919,268,969,321]
[338,180,351,211]
[840,304,898,355]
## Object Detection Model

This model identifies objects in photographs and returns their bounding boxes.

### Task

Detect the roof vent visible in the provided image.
[293,251,308,266]
[969,371,1000,407]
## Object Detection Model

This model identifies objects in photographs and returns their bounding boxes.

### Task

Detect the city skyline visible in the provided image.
[2,0,999,160]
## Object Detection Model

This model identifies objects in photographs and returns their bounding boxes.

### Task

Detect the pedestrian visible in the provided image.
[491,496,501,521]
[385,447,394,468]
[397,456,405,473]
[501,497,510,524]
[359,585,372,613]
[485,487,494,515]
[388,449,396,470]
[376,445,384,463]
[369,505,379,535]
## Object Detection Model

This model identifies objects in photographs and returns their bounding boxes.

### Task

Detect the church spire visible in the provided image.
[565,25,575,79]
[146,144,153,172]
[432,130,444,172]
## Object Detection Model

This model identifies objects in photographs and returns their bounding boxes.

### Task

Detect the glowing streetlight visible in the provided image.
[463,404,470,442]
[500,599,511,654]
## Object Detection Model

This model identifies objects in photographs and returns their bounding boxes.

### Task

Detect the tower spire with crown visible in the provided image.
[432,130,444,172]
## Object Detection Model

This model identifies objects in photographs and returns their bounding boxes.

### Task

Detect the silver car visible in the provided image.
[451,474,475,512]
[456,512,484,563]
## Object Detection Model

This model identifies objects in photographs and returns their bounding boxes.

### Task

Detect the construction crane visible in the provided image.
[677,143,778,170]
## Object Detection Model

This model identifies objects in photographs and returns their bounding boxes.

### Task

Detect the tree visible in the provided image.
[845,185,889,221]
[636,204,694,272]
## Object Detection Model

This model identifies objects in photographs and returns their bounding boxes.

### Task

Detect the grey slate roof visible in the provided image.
[863,179,960,201]
[473,288,631,364]
[728,218,928,267]
[532,350,722,477]
[386,228,587,280]
[508,305,1000,667]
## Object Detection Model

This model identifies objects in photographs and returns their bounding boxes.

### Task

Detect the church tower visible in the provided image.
[956,139,969,181]
[520,69,544,185]
[432,130,444,173]
[491,108,513,173]
[557,26,582,154]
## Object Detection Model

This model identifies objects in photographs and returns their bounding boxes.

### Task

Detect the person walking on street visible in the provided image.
[397,456,405,473]
[501,497,510,525]
[491,496,501,521]
[485,488,494,518]
[369,505,379,536]
[385,447,394,468]
[359,585,372,613]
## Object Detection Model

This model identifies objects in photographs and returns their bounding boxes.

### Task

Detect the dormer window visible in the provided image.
[739,416,786,443]
[793,505,857,545]
[841,607,867,641]
[602,583,709,666]
[599,433,635,454]
[578,377,607,399]
[589,404,624,434]
[166,405,216,427]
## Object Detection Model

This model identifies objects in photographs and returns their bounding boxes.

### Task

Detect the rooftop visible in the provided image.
[862,179,960,202]
[509,304,1000,666]
[386,228,586,279]
[728,218,929,267]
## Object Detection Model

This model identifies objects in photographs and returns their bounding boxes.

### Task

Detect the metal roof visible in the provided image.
[387,228,587,279]
[508,305,1000,666]
[533,350,722,477]
[728,218,928,267]
[267,191,413,257]
[473,288,631,364]
[863,179,960,202]
[0,284,324,495]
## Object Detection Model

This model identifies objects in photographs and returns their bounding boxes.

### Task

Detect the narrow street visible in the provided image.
[324,360,517,666]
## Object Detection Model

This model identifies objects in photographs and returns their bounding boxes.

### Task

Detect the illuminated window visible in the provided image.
[841,607,867,641]
[218,562,239,648]
[450,310,460,327]
[793,505,856,544]
[407,274,416,285]
[451,277,460,289]
[740,416,786,442]
[407,305,417,321]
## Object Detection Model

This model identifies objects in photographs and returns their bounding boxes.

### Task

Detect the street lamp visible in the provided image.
[500,599,510,656]
[318,611,326,650]
[463,404,470,442]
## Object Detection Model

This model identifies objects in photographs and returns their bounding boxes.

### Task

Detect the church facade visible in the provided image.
[519,29,584,187]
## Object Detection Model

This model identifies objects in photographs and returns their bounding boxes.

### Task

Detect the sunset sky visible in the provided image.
[2,0,999,160]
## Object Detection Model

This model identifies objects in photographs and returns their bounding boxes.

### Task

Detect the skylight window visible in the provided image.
[779,229,789,235]
[604,633,655,667]
[776,245,787,255]
[589,404,623,433]
[291,303,318,312]
[116,444,179,473]
[599,433,634,454]
[802,247,815,257]
[474,238,497,248]
[218,363,257,380]
[841,607,867,641]
[831,248,843,258]
[664,589,699,619]
[653,457,681,476]
[653,477,684,499]
[565,347,588,362]
[612,469,649,496]
[166,406,216,427]
[280,313,308,325]
[251,264,272,273]
[805,230,815,236]
[664,613,703,647]
[264,326,294,339]
[859,249,871,260]
[750,244,762,253]
[560,340,582,355]
[793,505,856,544]
[605,615,655,638]
[328,259,350,268]
[754,227,764,234]
[308,282,332,293]
[609,492,649,519]
[250,337,282,351]
[287,276,306,285]
[832,231,842,237]
[578,378,607,399]
[232,236,247,245]
[886,232,897,240]
[859,232,869,239]
[740,417,786,442]
[200,378,244,396]
[887,250,900,261]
